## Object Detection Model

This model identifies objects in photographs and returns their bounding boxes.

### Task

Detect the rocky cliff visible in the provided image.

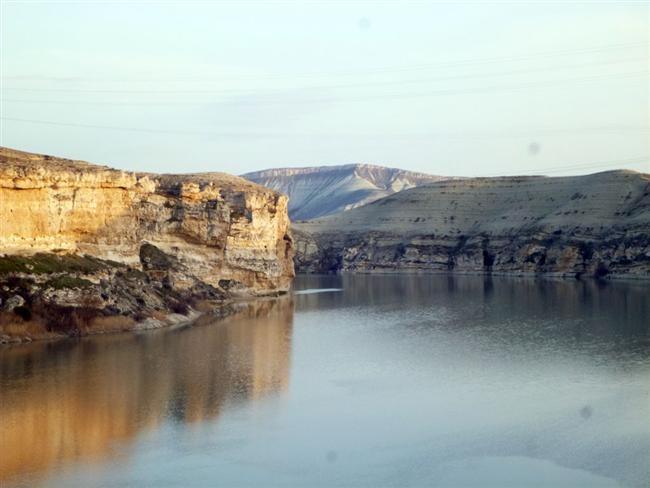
[294,171,650,279]
[0,147,294,341]
[243,164,450,220]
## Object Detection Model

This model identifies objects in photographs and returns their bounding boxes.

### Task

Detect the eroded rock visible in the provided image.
[0,147,295,341]
[0,147,294,295]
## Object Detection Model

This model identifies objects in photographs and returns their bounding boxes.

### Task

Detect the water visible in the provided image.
[1,275,649,487]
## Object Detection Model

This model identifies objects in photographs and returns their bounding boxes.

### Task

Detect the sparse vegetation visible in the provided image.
[0,250,209,343]
[0,253,119,275]
[89,315,136,333]
[0,311,52,340]
[43,276,93,290]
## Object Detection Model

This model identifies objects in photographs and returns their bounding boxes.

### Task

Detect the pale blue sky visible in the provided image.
[1,1,648,176]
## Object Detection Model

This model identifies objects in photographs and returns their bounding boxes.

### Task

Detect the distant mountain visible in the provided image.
[242,164,449,220]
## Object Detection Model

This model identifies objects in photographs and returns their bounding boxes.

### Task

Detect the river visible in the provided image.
[1,275,649,487]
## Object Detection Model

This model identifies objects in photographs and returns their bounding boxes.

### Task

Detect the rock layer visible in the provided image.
[0,147,294,294]
[294,171,650,279]
[0,147,295,341]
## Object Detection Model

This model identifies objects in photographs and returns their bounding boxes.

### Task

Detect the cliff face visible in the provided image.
[243,164,450,220]
[0,147,294,341]
[0,147,294,293]
[294,171,650,279]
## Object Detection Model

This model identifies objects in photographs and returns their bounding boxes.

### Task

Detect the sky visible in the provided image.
[1,1,648,177]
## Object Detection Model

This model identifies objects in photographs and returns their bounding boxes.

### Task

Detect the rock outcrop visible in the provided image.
[294,171,650,279]
[243,164,450,220]
[0,147,294,340]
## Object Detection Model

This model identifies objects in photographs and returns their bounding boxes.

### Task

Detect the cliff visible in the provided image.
[294,171,650,279]
[243,164,450,220]
[0,147,294,341]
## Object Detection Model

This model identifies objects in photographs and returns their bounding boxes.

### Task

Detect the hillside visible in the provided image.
[243,164,449,220]
[294,170,650,278]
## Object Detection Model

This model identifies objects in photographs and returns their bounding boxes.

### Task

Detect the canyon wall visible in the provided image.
[294,171,650,279]
[0,147,294,294]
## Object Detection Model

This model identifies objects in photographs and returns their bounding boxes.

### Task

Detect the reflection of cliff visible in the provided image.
[295,274,650,335]
[0,297,293,483]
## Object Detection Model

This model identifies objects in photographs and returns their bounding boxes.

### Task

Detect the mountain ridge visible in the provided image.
[243,163,451,220]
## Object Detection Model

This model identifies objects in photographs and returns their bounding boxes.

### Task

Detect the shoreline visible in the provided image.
[0,292,289,346]
[297,269,650,282]
[4,269,647,347]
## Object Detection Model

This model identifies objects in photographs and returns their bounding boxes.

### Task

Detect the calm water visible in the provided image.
[1,275,649,487]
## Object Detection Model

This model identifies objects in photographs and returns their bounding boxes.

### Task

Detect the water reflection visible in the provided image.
[295,274,650,337]
[2,276,649,488]
[291,275,650,487]
[0,297,294,484]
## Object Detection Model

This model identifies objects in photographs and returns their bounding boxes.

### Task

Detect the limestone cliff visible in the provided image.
[294,171,650,279]
[0,147,294,340]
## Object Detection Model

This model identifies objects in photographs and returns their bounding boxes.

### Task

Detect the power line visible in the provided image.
[1,122,645,176]
[480,156,649,177]
[2,117,647,142]
[1,70,647,107]
[3,56,646,96]
[3,41,647,84]
[0,117,264,138]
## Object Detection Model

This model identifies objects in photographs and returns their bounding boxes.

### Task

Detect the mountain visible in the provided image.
[293,170,650,279]
[242,164,449,220]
